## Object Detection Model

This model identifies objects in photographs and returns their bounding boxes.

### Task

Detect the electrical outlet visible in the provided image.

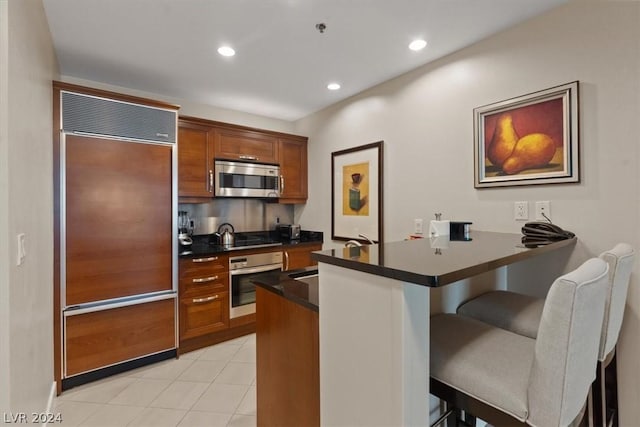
[414,218,424,234]
[17,233,26,266]
[535,201,551,221]
[514,201,529,221]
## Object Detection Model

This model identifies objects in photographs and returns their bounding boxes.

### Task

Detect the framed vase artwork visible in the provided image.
[474,81,579,188]
[331,141,383,243]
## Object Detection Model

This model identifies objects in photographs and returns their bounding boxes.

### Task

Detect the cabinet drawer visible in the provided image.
[65,298,175,376]
[180,272,228,295]
[179,291,229,340]
[180,256,228,277]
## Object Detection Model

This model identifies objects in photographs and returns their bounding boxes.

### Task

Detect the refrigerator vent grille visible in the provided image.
[62,92,176,143]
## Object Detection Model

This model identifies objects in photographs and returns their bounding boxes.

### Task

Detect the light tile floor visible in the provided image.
[54,334,257,427]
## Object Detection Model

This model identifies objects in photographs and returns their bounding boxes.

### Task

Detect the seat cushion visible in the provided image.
[457,290,544,339]
[430,313,536,421]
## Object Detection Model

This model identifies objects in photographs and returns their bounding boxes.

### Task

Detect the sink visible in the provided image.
[288,268,318,280]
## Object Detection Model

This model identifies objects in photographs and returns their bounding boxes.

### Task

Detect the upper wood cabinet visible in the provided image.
[278,138,308,204]
[214,127,279,164]
[178,116,308,203]
[178,120,214,198]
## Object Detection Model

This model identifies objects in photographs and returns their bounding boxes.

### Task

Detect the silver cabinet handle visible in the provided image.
[192,295,219,303]
[192,275,219,283]
[280,175,285,194]
[208,169,214,192]
[284,251,289,271]
[239,155,258,160]
[192,256,218,263]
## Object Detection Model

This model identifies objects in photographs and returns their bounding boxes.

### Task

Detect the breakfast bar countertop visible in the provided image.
[312,230,577,287]
[251,267,319,312]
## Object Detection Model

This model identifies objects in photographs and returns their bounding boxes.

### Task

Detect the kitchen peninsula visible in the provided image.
[262,231,575,426]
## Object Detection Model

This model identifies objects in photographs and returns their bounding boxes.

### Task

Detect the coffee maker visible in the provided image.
[178,211,193,246]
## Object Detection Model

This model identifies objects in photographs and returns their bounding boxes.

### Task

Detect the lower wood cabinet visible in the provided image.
[283,243,322,271]
[179,291,229,340]
[64,298,175,377]
[256,286,319,426]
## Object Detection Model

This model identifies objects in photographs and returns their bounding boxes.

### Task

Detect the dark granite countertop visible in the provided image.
[312,231,577,287]
[251,266,319,312]
[179,230,323,258]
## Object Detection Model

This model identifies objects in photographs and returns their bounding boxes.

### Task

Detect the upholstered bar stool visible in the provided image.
[430,258,609,427]
[457,243,635,426]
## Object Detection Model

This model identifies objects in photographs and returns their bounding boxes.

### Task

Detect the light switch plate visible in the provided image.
[17,233,26,266]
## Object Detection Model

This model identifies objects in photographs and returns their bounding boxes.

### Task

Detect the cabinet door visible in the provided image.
[65,135,173,305]
[178,121,214,197]
[215,127,278,164]
[65,298,175,376]
[278,138,308,204]
[179,291,229,340]
[284,244,322,271]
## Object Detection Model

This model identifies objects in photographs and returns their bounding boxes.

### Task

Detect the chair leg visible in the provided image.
[605,353,618,427]
[591,360,605,427]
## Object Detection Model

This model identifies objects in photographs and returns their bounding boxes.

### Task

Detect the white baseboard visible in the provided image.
[43,381,56,427]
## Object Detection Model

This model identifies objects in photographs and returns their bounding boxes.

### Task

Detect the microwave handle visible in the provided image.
[209,169,214,192]
[280,175,285,194]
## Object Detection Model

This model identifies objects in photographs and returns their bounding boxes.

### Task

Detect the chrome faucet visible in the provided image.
[345,240,363,248]
[344,233,375,248]
[358,233,375,244]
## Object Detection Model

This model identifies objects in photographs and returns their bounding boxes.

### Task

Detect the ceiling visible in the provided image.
[42,0,567,121]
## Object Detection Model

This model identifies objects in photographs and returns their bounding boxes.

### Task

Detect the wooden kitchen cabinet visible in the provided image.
[278,137,308,204]
[178,255,230,343]
[177,116,308,202]
[179,291,229,340]
[65,298,175,377]
[178,120,214,198]
[283,243,322,271]
[214,127,279,164]
[256,286,319,426]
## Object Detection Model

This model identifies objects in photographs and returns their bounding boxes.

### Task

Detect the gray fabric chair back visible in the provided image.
[599,243,635,360]
[527,258,609,427]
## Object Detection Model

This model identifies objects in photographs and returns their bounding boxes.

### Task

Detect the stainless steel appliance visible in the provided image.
[229,251,283,318]
[178,211,193,246]
[277,224,301,240]
[213,222,235,246]
[214,160,280,198]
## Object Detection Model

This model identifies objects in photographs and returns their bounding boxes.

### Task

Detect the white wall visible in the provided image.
[0,0,11,414]
[1,0,59,414]
[295,0,640,423]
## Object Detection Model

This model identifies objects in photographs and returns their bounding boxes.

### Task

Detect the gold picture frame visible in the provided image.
[474,81,580,188]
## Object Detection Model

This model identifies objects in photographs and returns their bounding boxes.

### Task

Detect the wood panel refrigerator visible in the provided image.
[54,83,179,391]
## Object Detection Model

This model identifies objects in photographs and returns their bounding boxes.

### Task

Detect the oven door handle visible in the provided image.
[230,264,282,276]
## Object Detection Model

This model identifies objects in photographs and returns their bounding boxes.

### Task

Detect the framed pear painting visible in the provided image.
[474,81,579,188]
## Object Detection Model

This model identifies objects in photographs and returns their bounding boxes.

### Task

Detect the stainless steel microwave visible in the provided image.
[214,160,280,198]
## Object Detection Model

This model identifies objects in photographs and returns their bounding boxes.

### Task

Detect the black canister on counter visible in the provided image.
[450,221,472,241]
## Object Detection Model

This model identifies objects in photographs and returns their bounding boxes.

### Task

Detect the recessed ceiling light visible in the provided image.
[327,83,341,91]
[217,46,236,57]
[409,39,427,51]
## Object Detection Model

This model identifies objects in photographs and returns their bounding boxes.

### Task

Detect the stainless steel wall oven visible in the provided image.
[229,251,283,318]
